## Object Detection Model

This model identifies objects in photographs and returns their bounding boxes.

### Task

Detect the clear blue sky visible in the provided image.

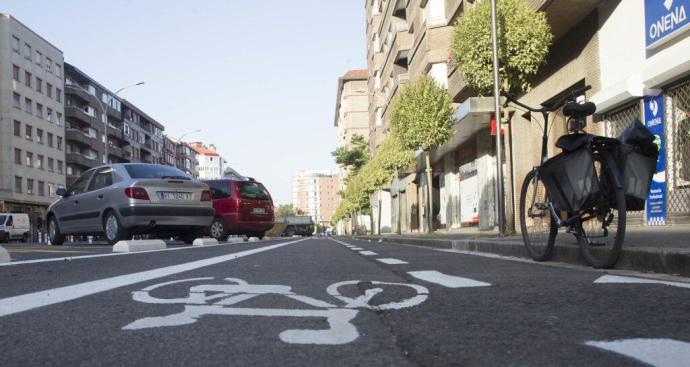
[3,1,366,204]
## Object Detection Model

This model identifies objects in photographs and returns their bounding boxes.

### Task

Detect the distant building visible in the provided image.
[0,14,66,227]
[189,142,226,180]
[292,170,340,226]
[334,69,369,191]
[163,136,198,178]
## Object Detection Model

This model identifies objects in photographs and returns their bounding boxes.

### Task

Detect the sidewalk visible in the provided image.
[351,224,690,277]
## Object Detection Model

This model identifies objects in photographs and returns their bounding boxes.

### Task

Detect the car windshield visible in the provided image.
[0,215,7,225]
[239,182,270,200]
[124,164,192,180]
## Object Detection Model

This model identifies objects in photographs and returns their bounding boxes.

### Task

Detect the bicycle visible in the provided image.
[502,85,626,269]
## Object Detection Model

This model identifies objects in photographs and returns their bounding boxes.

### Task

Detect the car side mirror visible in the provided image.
[56,188,67,197]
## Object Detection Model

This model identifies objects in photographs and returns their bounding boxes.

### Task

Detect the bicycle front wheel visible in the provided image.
[519,169,557,261]
[574,156,626,269]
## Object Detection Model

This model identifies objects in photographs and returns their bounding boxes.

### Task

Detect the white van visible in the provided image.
[0,213,30,243]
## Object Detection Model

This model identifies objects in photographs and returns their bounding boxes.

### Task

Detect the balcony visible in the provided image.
[65,105,98,126]
[108,144,125,159]
[65,84,98,105]
[66,152,99,169]
[528,0,606,40]
[65,128,97,148]
[107,124,125,141]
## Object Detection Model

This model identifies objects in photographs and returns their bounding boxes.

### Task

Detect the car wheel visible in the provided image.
[209,218,228,241]
[48,216,65,246]
[103,211,129,246]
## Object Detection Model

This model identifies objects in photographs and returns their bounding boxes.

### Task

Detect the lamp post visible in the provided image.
[490,0,506,236]
[174,129,201,176]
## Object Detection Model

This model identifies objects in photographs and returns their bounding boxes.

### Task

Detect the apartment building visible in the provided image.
[121,100,165,166]
[292,170,340,225]
[189,142,226,180]
[163,136,199,178]
[334,69,370,190]
[0,14,66,226]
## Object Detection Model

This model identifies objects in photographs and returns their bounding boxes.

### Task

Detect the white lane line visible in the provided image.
[585,338,690,367]
[377,258,409,265]
[594,275,690,289]
[407,270,491,288]
[359,251,378,256]
[0,239,307,318]
[350,247,364,251]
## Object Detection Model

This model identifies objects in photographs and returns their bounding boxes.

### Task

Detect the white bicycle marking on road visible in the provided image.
[0,239,306,318]
[585,338,690,367]
[124,277,429,345]
[377,258,409,265]
[359,251,378,256]
[594,275,690,289]
[408,270,492,288]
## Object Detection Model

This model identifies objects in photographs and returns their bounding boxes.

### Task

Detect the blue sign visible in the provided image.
[645,0,690,48]
[644,95,667,225]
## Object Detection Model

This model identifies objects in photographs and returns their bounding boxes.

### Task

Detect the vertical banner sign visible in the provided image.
[644,95,667,225]
[645,0,690,49]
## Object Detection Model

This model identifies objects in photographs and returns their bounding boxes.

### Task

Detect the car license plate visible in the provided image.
[158,192,193,201]
[251,208,266,214]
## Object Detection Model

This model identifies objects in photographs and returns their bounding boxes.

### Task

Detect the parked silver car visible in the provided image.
[47,164,214,245]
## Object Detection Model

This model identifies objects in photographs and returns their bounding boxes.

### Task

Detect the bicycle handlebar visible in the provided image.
[501,85,592,113]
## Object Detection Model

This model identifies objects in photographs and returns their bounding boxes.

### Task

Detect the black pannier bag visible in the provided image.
[538,147,600,212]
[617,119,659,211]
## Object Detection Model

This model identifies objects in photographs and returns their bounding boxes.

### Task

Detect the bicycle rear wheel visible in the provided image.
[574,157,626,269]
[519,169,557,261]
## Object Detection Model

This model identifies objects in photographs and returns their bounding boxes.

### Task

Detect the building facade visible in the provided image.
[292,170,340,226]
[334,69,370,190]
[121,100,165,166]
[189,142,226,180]
[0,14,66,229]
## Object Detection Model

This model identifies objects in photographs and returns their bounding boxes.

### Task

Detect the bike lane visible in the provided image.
[337,237,690,366]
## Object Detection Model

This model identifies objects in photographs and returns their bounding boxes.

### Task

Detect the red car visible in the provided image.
[204,178,275,240]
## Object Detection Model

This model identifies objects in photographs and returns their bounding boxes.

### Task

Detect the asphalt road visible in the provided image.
[0,237,688,366]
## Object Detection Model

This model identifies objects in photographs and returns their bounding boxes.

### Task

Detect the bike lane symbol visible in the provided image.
[123,277,429,345]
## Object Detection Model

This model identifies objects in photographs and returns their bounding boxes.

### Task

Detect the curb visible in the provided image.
[352,236,690,277]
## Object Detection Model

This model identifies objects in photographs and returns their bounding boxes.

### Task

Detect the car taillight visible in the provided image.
[201,190,212,202]
[124,187,150,200]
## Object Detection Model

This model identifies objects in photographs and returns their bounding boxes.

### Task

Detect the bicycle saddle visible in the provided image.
[556,133,593,152]
[563,101,596,117]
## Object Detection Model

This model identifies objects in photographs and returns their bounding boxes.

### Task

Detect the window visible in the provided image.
[47,133,54,147]
[48,183,55,197]
[45,57,52,72]
[35,50,42,66]
[37,129,43,144]
[67,169,95,196]
[14,120,21,137]
[48,158,54,171]
[57,160,64,174]
[24,43,32,59]
[37,155,44,169]
[27,179,34,195]
[56,112,63,126]
[13,65,20,81]
[47,83,53,98]
[56,88,62,103]
[12,35,20,53]
[55,64,62,78]
[36,78,42,93]
[25,98,32,114]
[25,125,33,140]
[15,177,22,193]
[26,152,33,167]
[47,108,53,123]
[36,103,43,118]
[88,167,114,191]
[57,136,63,150]
[38,181,45,196]
[13,93,21,108]
[25,71,31,87]
[14,149,22,165]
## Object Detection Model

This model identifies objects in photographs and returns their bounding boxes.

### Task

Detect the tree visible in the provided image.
[331,134,369,174]
[390,76,455,232]
[450,0,553,94]
[275,204,305,217]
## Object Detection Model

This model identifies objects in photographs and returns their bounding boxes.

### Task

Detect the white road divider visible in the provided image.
[112,240,167,253]
[226,237,245,244]
[248,237,260,242]
[193,238,219,246]
[0,246,9,263]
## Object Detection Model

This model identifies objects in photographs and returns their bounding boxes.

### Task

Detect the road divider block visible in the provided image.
[248,237,260,242]
[193,238,219,246]
[226,237,245,244]
[0,246,9,263]
[112,240,167,253]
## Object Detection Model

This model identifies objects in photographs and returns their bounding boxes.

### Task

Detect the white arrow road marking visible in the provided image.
[377,258,409,265]
[0,238,307,318]
[585,338,690,367]
[350,247,364,251]
[594,275,690,289]
[359,251,378,256]
[408,271,491,288]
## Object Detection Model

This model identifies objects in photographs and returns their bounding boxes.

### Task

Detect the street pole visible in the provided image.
[425,151,434,233]
[490,0,506,236]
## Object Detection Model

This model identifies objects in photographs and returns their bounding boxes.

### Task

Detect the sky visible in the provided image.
[2,0,366,204]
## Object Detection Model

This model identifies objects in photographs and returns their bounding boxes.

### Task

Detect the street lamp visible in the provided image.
[175,129,202,143]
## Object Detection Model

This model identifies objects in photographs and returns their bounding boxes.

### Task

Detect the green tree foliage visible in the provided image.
[275,204,304,217]
[331,134,369,173]
[390,76,455,151]
[450,0,553,94]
